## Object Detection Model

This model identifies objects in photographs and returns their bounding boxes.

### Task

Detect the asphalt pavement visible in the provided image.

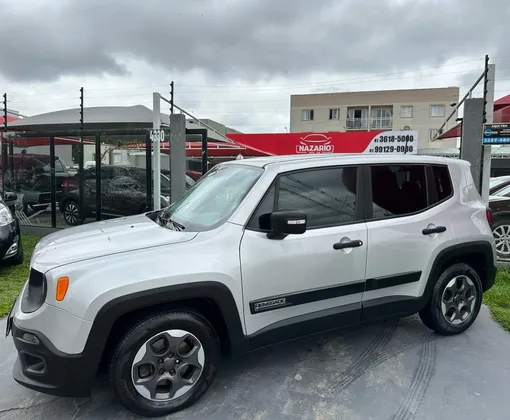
[1,305,509,420]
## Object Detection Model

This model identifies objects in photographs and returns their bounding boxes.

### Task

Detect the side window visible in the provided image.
[431,165,453,202]
[276,166,358,228]
[369,164,427,219]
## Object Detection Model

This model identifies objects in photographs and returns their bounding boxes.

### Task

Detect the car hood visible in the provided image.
[31,213,198,271]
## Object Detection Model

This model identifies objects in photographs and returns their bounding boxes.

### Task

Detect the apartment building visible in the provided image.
[290,87,460,150]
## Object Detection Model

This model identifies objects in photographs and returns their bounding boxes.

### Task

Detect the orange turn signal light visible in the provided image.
[56,277,69,301]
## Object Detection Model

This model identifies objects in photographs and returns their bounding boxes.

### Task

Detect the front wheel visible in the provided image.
[419,263,482,335]
[108,308,220,417]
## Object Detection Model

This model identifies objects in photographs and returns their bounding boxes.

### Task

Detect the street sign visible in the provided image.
[482,123,510,144]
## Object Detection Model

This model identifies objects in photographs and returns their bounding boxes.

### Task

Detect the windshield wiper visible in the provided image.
[157,211,185,231]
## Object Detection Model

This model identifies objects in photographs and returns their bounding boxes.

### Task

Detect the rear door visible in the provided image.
[361,163,455,319]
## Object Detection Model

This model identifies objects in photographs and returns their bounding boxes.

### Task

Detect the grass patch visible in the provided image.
[0,234,41,317]
[483,269,510,332]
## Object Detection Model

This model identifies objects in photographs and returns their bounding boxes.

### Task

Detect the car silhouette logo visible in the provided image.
[296,134,334,153]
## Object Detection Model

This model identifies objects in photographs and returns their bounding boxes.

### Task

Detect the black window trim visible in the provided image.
[363,162,454,223]
[245,164,365,233]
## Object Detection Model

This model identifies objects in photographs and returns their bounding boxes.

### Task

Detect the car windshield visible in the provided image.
[158,164,263,231]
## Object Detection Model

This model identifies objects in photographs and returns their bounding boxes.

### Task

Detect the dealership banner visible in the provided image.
[227,131,418,156]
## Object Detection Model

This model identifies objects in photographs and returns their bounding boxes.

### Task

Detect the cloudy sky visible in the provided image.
[1,0,509,133]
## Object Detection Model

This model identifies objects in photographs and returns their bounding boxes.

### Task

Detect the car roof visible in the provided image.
[222,153,459,170]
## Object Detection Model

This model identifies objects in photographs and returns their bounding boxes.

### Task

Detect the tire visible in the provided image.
[419,263,483,335]
[108,308,220,417]
[491,219,510,260]
[62,200,84,226]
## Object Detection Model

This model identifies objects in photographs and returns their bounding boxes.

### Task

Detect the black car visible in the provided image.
[0,191,23,266]
[59,165,195,226]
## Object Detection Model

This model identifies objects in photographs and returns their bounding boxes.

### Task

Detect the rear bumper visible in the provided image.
[11,322,94,398]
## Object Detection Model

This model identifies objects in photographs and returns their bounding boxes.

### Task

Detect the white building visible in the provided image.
[290,87,460,150]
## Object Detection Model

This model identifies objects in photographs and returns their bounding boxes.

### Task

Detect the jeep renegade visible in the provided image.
[6,154,496,417]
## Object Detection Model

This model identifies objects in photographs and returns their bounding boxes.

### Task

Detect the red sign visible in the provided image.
[227,131,418,156]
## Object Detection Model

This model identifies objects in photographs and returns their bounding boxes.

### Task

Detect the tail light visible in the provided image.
[486,207,493,227]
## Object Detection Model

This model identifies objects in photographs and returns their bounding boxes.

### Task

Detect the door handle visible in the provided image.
[422,225,446,235]
[333,239,363,250]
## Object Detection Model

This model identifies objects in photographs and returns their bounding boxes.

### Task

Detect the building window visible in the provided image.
[301,109,314,121]
[371,107,393,129]
[346,108,369,129]
[429,129,440,140]
[329,108,340,120]
[400,106,413,118]
[429,105,445,117]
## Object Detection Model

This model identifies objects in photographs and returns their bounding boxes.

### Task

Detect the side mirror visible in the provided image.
[4,192,17,202]
[266,210,307,240]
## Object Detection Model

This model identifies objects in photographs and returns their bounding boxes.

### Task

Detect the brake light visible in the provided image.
[486,208,493,226]
[62,179,68,187]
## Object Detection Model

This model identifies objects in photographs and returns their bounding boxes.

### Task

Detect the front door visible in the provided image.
[240,165,368,348]
[361,163,455,319]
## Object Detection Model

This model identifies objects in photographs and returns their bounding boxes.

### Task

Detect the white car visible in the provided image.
[7,154,496,417]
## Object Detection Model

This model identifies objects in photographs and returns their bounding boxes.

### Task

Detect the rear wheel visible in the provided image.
[108,308,220,417]
[419,263,482,335]
[492,219,510,259]
[62,201,84,226]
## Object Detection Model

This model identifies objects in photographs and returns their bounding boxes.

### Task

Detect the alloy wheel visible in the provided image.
[64,203,79,224]
[493,224,510,258]
[131,329,205,401]
[440,275,477,325]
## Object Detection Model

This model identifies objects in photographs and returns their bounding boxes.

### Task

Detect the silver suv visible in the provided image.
[6,154,496,417]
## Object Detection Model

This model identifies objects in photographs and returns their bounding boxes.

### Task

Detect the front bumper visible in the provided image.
[11,322,95,398]
[0,220,19,261]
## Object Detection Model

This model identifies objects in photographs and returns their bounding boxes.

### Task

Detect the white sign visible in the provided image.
[364,130,418,155]
[150,129,165,143]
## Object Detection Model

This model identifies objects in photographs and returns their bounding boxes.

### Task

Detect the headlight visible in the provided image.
[0,204,14,226]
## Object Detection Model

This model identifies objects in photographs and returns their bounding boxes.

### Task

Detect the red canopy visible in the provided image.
[438,94,510,140]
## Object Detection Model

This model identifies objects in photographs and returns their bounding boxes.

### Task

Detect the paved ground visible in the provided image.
[1,306,509,420]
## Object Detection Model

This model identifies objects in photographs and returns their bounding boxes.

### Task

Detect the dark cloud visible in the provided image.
[0,0,509,83]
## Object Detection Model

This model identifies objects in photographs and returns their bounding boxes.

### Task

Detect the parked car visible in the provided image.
[59,165,195,225]
[0,153,71,214]
[0,191,23,266]
[7,155,496,417]
[489,176,510,195]
[488,194,510,259]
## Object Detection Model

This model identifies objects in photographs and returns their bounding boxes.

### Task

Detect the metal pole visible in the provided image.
[49,136,57,228]
[95,134,102,220]
[79,87,85,220]
[480,60,495,202]
[1,93,7,196]
[153,92,162,211]
[434,71,485,140]
[170,82,174,115]
[170,113,186,203]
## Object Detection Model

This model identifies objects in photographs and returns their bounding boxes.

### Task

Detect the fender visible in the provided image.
[425,240,496,295]
[80,281,247,377]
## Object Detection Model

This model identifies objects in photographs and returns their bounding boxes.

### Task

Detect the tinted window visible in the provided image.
[276,167,358,228]
[431,165,452,201]
[369,165,427,219]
